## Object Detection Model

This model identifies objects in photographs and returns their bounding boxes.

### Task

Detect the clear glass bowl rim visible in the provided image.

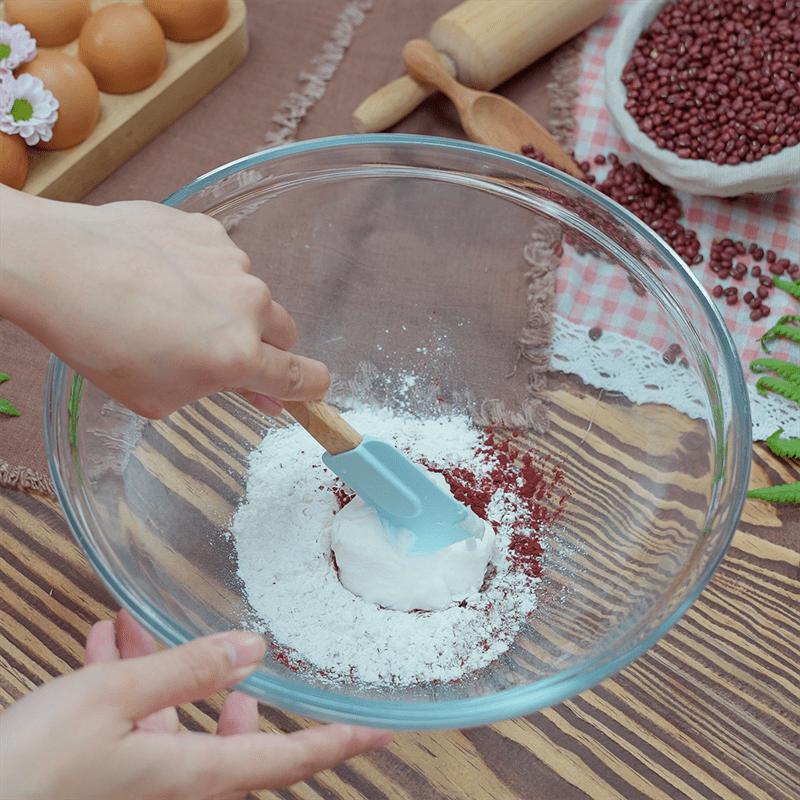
[44,134,751,730]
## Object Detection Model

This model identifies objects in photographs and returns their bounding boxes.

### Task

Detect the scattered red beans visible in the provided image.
[520,145,791,327]
[594,157,702,265]
[622,0,800,164]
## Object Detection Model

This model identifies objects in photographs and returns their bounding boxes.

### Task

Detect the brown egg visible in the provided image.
[143,0,228,43]
[0,132,30,190]
[78,3,167,94]
[4,0,92,48]
[17,51,100,150]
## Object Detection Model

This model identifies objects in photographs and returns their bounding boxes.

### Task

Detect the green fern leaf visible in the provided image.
[759,315,800,353]
[773,276,800,300]
[0,398,20,416]
[755,375,800,403]
[764,428,800,459]
[747,481,800,504]
[0,373,10,383]
[750,358,800,384]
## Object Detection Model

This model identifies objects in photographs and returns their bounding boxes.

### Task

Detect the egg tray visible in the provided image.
[6,0,248,201]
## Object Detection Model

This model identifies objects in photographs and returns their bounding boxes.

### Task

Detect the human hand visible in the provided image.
[0,610,392,800]
[0,186,330,418]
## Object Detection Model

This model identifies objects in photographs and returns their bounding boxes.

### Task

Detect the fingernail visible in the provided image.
[220,631,266,670]
[249,394,283,416]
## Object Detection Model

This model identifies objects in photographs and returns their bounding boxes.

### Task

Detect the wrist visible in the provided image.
[0,185,85,337]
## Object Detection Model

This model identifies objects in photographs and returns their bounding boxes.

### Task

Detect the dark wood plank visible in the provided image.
[2,457,798,800]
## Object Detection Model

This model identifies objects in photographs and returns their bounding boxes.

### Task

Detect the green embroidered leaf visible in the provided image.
[758,315,800,353]
[0,397,20,416]
[747,481,800,504]
[0,373,10,383]
[773,276,800,300]
[750,358,800,385]
[764,428,800,459]
[755,375,800,403]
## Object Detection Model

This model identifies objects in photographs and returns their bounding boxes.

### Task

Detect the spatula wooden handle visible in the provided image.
[282,400,363,455]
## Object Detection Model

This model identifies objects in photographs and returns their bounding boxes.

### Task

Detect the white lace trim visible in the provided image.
[551,315,712,420]
[747,383,800,442]
[552,315,800,440]
[550,314,800,443]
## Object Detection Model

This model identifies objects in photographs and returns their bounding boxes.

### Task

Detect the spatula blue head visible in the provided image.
[282,401,480,554]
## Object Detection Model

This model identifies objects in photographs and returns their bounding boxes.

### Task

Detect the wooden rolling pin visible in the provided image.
[353,0,610,133]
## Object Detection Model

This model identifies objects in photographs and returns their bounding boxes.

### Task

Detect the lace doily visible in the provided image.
[551,315,712,421]
[551,315,799,442]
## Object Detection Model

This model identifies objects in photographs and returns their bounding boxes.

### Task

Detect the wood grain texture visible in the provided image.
[283,400,363,454]
[2,397,798,800]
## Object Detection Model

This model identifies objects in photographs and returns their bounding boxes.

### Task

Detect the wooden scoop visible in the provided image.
[283,400,480,555]
[402,38,584,179]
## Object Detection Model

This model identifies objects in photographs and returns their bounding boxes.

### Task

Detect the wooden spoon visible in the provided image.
[402,38,584,179]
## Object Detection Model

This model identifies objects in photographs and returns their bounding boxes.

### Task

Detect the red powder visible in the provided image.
[427,426,568,580]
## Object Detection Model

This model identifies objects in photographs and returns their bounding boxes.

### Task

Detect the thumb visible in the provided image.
[115,630,266,723]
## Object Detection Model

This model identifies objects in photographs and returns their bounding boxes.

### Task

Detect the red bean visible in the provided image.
[621,0,800,163]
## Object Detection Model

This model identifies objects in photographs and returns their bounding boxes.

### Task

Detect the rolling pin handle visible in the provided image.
[351,48,457,133]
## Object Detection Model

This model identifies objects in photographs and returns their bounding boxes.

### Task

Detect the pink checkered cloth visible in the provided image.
[560,0,799,435]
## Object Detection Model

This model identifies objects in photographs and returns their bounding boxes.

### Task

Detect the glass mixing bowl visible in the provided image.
[45,135,750,730]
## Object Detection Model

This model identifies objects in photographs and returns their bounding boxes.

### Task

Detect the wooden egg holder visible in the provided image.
[1,0,248,201]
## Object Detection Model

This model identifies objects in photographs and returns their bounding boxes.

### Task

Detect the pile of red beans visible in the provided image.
[621,0,800,164]
[594,154,702,266]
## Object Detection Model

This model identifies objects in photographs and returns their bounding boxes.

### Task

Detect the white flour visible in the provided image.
[230,407,548,687]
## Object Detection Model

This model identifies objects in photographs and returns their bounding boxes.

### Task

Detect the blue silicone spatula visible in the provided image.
[283,400,478,554]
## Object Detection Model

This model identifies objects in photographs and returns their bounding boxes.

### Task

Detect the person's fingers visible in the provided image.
[114,610,181,733]
[85,620,119,665]
[218,724,394,794]
[217,691,260,736]
[246,346,331,403]
[258,296,297,353]
[115,630,266,722]
[115,609,159,659]
[148,723,393,798]
[236,390,284,416]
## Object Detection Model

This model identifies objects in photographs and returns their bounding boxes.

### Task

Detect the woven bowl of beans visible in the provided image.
[604,0,800,197]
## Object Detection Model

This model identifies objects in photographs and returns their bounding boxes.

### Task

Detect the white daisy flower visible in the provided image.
[0,73,58,146]
[0,22,37,77]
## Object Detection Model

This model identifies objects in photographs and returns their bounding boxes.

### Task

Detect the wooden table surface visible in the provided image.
[2,434,799,800]
[2,1,799,798]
